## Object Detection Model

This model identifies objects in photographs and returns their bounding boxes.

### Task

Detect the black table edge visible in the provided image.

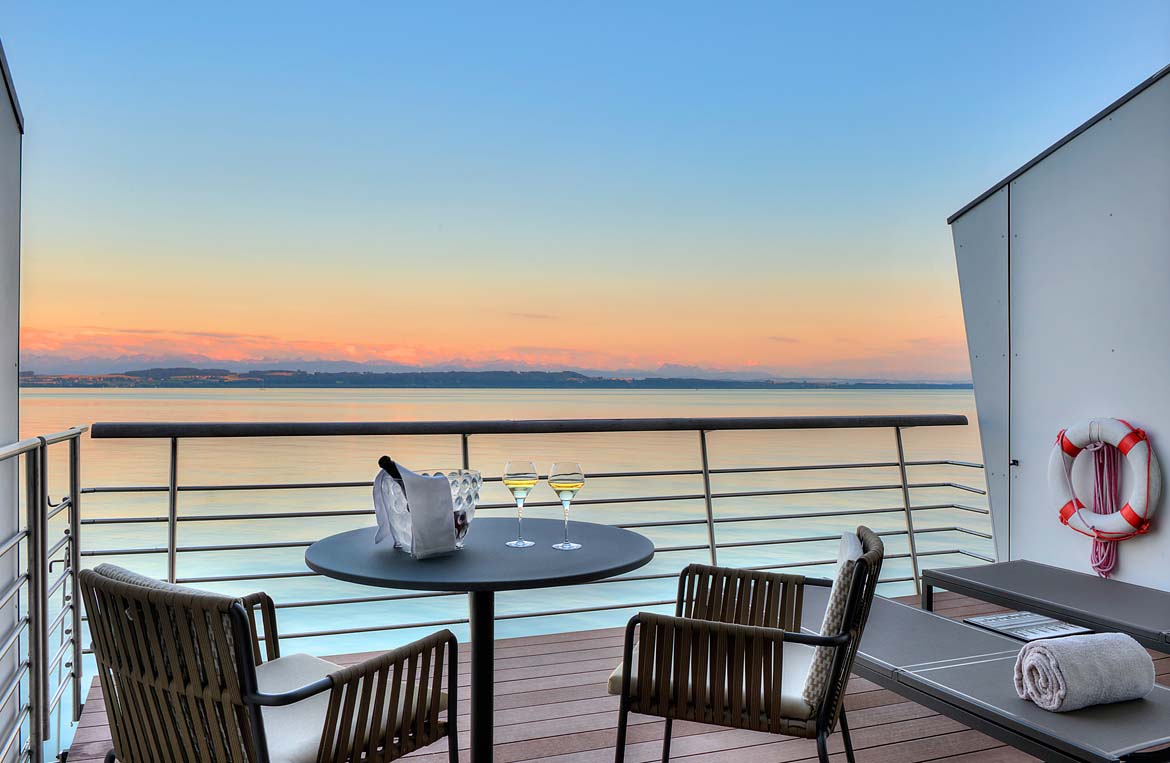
[304,523,655,593]
[304,547,656,593]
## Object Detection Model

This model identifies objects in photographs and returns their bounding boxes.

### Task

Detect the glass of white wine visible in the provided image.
[549,462,585,550]
[502,461,538,548]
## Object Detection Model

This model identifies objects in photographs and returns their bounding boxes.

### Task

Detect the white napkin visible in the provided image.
[400,467,457,558]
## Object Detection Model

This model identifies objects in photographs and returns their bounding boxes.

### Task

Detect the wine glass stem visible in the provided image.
[516,498,525,540]
[562,499,571,544]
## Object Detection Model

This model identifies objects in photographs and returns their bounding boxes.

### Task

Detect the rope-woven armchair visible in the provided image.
[609,526,883,763]
[79,564,458,763]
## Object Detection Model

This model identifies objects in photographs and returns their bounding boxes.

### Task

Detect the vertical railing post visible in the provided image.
[25,441,45,761]
[460,434,470,470]
[37,441,50,745]
[167,437,179,583]
[893,427,922,593]
[698,431,718,565]
[68,434,83,722]
[23,447,39,763]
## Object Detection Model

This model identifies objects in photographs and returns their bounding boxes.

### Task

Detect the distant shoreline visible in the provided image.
[19,367,972,391]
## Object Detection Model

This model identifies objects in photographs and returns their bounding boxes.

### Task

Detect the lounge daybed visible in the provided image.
[923,561,1170,653]
[801,584,1170,762]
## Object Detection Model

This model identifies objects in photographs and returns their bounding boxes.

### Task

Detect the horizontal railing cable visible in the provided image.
[79,523,989,560]
[78,458,982,496]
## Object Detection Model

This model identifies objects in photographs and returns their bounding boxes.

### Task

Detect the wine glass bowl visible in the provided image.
[549,462,585,550]
[503,461,538,548]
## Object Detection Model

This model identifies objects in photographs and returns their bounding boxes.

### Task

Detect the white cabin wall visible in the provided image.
[0,104,15,444]
[951,188,1010,561]
[1007,73,1170,584]
[0,43,18,763]
[953,69,1170,586]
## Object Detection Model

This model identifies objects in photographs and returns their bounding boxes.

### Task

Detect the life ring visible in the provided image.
[1050,418,1161,540]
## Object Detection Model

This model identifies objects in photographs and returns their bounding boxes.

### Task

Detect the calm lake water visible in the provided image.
[21,387,988,656]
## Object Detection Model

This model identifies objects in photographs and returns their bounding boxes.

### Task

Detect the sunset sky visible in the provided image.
[3,2,1169,380]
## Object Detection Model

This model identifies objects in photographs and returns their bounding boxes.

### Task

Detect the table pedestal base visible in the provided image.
[469,590,494,763]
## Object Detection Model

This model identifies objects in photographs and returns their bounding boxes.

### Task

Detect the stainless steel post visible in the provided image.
[68,434,83,721]
[167,437,179,583]
[893,427,922,593]
[698,431,718,565]
[25,443,44,759]
[36,440,50,746]
[461,434,470,470]
[37,442,49,744]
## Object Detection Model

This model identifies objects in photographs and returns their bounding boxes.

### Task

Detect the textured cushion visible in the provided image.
[800,532,864,709]
[606,641,817,719]
[93,563,220,597]
[258,653,449,763]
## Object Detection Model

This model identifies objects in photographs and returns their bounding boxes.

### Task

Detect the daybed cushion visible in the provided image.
[606,641,818,719]
[258,653,448,763]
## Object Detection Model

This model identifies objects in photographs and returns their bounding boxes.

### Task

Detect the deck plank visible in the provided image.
[65,593,1057,762]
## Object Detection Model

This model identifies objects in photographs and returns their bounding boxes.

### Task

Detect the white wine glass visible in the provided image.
[549,462,584,550]
[502,461,538,548]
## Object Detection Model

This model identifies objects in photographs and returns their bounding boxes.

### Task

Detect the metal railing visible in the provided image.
[6,414,990,760]
[0,426,85,763]
[75,414,990,647]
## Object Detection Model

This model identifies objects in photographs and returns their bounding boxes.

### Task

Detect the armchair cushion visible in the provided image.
[259,653,337,763]
[801,531,863,709]
[258,653,450,763]
[606,641,817,719]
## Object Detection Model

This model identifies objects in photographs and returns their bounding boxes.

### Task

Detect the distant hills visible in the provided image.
[20,367,972,390]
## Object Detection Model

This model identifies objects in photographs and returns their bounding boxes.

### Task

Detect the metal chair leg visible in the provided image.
[447,641,459,763]
[840,708,856,763]
[661,718,673,762]
[816,731,830,763]
[615,697,630,763]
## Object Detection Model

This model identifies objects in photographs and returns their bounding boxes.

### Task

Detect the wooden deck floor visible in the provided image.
[64,593,1170,763]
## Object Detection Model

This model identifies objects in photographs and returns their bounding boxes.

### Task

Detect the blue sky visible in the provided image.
[3,2,1169,379]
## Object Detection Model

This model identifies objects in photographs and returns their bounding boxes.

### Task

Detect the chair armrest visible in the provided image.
[237,591,280,663]
[317,629,458,761]
[244,675,333,707]
[621,612,845,728]
[677,563,808,630]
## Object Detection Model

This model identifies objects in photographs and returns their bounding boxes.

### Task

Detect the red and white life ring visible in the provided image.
[1050,418,1161,540]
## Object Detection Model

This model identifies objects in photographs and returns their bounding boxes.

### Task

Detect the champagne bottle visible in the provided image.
[378,455,407,492]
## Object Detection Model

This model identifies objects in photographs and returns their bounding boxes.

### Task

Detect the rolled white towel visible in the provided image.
[1013,632,1154,712]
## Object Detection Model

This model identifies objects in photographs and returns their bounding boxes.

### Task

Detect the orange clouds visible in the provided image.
[21,326,448,366]
[20,323,971,380]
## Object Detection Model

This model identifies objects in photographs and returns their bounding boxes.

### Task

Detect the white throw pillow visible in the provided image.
[800,532,864,711]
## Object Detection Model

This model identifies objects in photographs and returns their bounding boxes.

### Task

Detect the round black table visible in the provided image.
[305,517,654,762]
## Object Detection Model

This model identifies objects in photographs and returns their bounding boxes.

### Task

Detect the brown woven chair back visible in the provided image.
[80,568,259,763]
[818,526,884,732]
[677,563,805,631]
